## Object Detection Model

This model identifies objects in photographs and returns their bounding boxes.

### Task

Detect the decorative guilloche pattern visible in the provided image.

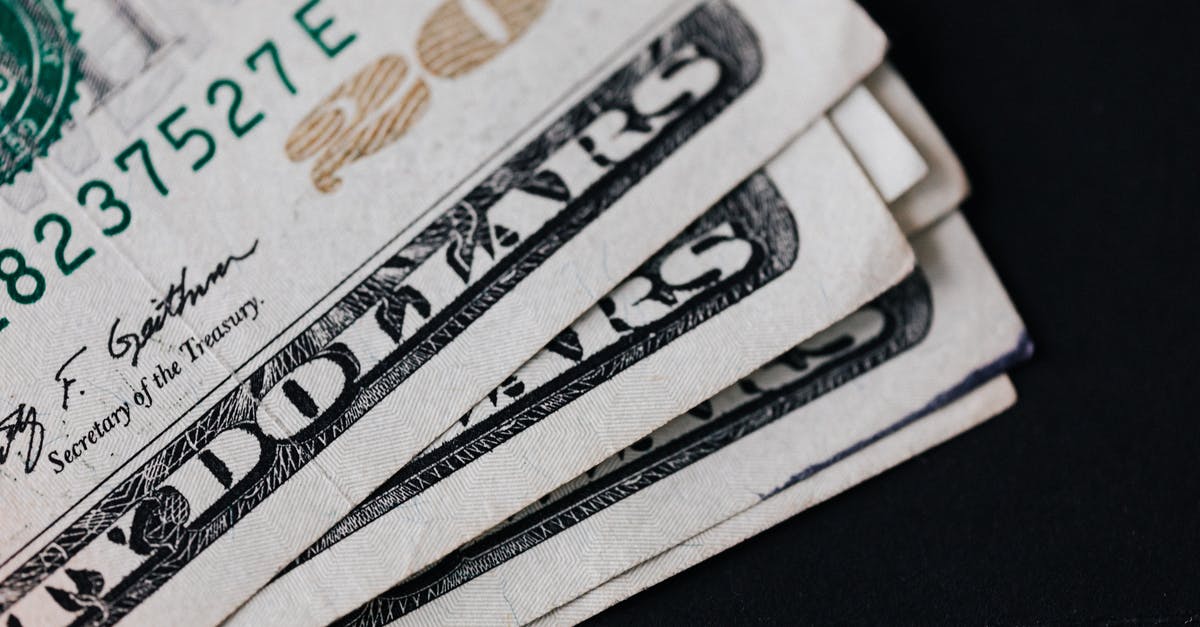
[231,116,912,626]
[233,64,951,625]
[337,268,933,626]
[1,2,892,625]
[390,213,1029,625]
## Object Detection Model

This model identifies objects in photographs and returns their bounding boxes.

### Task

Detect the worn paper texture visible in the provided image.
[230,115,912,627]
[0,1,891,625]
[353,212,1027,626]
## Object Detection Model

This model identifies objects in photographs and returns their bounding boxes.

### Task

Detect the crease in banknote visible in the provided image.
[31,156,369,535]
[25,159,267,450]
[31,162,359,513]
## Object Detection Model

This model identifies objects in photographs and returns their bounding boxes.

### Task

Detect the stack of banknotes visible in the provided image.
[0,1,1031,624]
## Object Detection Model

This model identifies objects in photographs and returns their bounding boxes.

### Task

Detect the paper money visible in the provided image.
[0,1,890,625]
[227,62,949,626]
[0,3,1031,625]
[330,212,1030,625]
[230,107,913,625]
[534,376,1017,626]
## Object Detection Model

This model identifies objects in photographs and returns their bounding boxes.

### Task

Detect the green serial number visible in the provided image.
[0,38,304,334]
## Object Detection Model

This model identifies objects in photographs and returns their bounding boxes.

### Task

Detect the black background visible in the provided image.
[591,1,1200,624]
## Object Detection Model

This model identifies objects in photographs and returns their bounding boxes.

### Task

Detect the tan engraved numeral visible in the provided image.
[287,0,549,193]
[285,55,431,193]
[418,0,550,78]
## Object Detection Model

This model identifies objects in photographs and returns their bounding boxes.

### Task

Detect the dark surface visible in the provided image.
[589,2,1200,624]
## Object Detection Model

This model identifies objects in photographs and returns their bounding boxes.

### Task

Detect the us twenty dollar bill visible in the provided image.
[230,110,914,624]
[0,0,890,625]
[228,61,952,626]
[300,90,992,623]
[347,212,1030,626]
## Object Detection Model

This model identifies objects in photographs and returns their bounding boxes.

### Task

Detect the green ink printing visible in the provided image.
[0,0,82,185]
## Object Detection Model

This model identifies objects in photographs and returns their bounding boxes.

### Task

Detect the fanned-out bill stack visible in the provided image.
[0,1,1028,625]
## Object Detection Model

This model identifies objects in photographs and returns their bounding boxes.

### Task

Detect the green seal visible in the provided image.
[0,0,81,185]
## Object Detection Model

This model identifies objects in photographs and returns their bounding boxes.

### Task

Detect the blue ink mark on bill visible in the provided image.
[759,331,1034,500]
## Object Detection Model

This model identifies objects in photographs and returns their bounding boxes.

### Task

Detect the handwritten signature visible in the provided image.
[0,404,45,474]
[108,240,259,367]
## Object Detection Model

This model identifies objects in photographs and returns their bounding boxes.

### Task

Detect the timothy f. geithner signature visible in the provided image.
[107,240,259,368]
[0,404,45,474]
